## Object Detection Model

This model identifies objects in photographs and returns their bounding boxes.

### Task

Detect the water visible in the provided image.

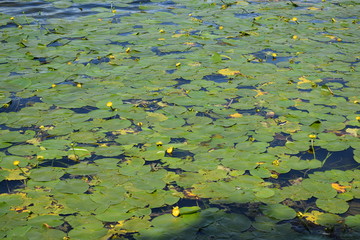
[0,0,176,24]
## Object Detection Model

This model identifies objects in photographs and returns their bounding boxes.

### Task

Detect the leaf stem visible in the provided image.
[310,139,316,160]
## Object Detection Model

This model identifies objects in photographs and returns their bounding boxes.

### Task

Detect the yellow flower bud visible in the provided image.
[172,206,180,217]
[106,102,113,107]
[125,47,131,53]
[13,161,20,166]
[291,17,298,22]
[270,173,279,179]
[166,147,174,155]
[308,134,317,139]
[176,62,181,67]
[292,35,298,40]
[271,53,277,58]
[112,9,117,13]
[218,26,224,30]
[272,159,280,166]
[156,141,163,146]
[159,29,165,33]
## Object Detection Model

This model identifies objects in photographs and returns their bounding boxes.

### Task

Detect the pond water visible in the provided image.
[0,0,359,239]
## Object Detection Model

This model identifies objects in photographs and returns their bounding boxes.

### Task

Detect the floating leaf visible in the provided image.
[345,215,360,230]
[255,188,275,199]
[316,198,349,214]
[261,204,296,220]
[54,179,89,194]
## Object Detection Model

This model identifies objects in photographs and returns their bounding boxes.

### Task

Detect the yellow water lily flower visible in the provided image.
[106,102,113,107]
[172,206,180,217]
[13,161,20,166]
[166,147,174,155]
[272,159,280,166]
[270,173,279,179]
[308,134,317,139]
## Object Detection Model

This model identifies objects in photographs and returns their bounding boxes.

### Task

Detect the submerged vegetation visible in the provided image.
[0,0,359,239]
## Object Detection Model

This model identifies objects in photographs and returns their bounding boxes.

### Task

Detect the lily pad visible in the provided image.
[316,198,349,214]
[261,204,297,221]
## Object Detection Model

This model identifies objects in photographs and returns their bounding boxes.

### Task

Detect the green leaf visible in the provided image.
[261,204,296,220]
[316,198,349,214]
[54,179,89,194]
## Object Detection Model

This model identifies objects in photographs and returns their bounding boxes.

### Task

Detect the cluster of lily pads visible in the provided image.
[0,0,359,239]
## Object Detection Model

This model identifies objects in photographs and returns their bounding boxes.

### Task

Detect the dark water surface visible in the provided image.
[0,0,175,23]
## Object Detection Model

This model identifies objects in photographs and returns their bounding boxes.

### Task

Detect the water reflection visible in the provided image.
[0,0,175,24]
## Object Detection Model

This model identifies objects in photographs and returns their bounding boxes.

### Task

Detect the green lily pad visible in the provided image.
[7,144,40,156]
[345,215,360,230]
[29,167,65,182]
[316,198,349,214]
[255,188,275,199]
[261,204,296,221]
[53,179,89,194]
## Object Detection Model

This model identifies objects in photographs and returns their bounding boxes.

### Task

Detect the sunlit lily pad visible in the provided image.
[53,179,89,194]
[316,198,349,214]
